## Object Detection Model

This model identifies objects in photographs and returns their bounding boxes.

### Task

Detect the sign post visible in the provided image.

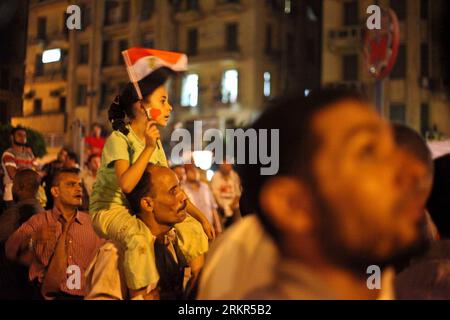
[363,7,400,116]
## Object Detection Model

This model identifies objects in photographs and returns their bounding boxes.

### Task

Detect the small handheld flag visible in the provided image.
[122,47,188,101]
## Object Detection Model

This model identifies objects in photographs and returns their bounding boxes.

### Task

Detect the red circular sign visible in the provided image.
[363,8,400,80]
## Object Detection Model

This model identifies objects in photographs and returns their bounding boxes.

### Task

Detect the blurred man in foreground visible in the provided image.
[200,89,426,300]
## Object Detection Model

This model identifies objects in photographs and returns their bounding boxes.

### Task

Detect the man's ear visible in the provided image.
[259,176,313,235]
[50,186,59,199]
[140,196,154,213]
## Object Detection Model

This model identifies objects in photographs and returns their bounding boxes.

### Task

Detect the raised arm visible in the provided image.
[115,121,160,194]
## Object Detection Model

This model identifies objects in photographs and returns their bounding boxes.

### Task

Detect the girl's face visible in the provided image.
[141,85,173,127]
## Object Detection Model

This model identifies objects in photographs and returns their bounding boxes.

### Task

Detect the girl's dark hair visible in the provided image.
[108,67,177,136]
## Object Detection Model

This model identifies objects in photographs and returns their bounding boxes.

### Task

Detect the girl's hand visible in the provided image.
[144,120,160,150]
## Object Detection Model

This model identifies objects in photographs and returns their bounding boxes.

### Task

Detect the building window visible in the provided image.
[77,84,88,106]
[420,103,430,136]
[35,54,44,76]
[0,68,9,90]
[181,74,199,107]
[59,97,66,113]
[0,101,7,124]
[389,104,406,124]
[343,54,358,81]
[221,69,238,104]
[343,1,358,26]
[33,99,42,115]
[225,23,239,52]
[263,72,271,97]
[421,43,429,77]
[420,0,428,20]
[187,0,199,11]
[102,40,113,66]
[118,39,129,64]
[141,38,155,48]
[37,17,46,39]
[390,0,406,21]
[141,0,155,20]
[80,3,92,29]
[100,83,107,109]
[121,0,130,23]
[78,44,89,65]
[187,28,198,56]
[218,0,240,5]
[284,0,292,14]
[265,25,273,54]
[104,0,119,26]
[391,44,406,79]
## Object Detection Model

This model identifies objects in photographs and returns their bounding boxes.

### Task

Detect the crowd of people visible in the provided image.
[0,50,449,300]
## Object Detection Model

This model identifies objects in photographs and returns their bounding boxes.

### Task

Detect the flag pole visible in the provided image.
[122,50,152,121]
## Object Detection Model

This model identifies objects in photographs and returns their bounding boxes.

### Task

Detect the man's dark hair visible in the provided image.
[426,154,450,238]
[236,88,367,241]
[126,167,156,215]
[14,168,40,194]
[67,151,79,164]
[393,124,433,171]
[10,126,26,136]
[51,168,80,187]
[60,146,71,154]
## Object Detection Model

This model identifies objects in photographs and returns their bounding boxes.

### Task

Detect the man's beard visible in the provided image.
[311,186,429,277]
[14,139,27,147]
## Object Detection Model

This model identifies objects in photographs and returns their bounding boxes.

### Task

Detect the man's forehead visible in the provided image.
[150,167,179,189]
[313,100,385,141]
[60,173,81,182]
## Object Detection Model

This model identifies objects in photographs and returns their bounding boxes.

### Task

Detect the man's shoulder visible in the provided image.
[18,210,48,226]
[1,148,15,159]
[99,241,120,254]
[104,130,130,147]
[77,211,97,226]
[95,241,122,267]
[209,215,273,254]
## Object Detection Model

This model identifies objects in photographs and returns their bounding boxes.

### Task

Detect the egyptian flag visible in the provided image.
[122,47,188,99]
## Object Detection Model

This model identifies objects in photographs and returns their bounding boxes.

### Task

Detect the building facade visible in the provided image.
[13,0,304,159]
[322,0,450,137]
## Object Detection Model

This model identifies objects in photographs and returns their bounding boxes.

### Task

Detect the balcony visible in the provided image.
[189,46,242,63]
[28,30,68,47]
[175,9,203,22]
[30,66,67,82]
[324,81,367,94]
[44,132,65,149]
[327,25,362,55]
[214,0,244,15]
